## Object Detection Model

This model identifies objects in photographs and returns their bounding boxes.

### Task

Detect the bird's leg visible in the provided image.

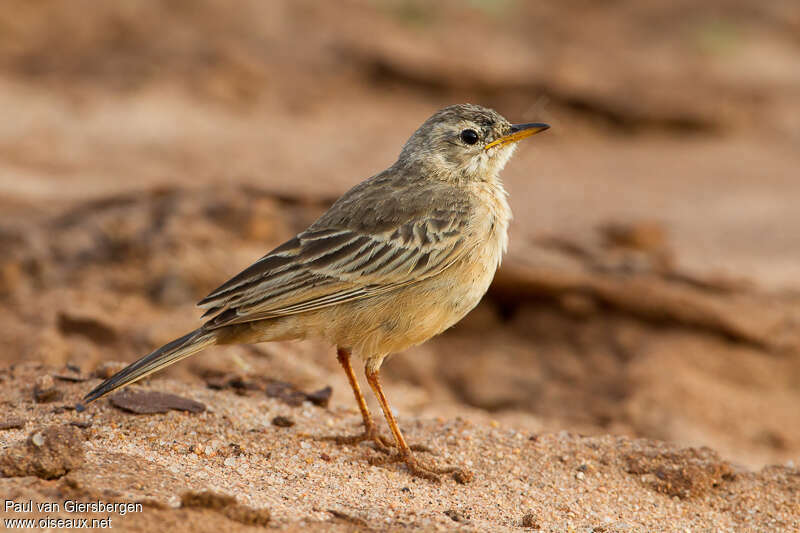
[319,347,393,453]
[364,363,464,482]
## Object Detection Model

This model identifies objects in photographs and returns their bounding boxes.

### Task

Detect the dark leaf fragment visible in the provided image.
[110,390,206,414]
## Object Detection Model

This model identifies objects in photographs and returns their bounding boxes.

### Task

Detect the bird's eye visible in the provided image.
[460,129,479,145]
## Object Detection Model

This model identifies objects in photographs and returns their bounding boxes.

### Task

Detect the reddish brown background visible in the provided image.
[1,0,799,485]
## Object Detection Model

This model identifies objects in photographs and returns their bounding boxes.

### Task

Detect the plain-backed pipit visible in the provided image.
[79,104,549,481]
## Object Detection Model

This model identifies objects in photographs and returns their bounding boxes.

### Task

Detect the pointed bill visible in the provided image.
[484,123,550,150]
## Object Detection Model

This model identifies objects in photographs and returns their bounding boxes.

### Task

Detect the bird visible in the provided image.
[78,103,549,481]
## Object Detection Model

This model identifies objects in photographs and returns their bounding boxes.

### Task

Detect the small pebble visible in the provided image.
[444,509,468,523]
[93,361,128,379]
[31,432,45,447]
[34,375,60,403]
[522,511,540,528]
[0,417,24,430]
[453,469,474,485]
[272,416,295,428]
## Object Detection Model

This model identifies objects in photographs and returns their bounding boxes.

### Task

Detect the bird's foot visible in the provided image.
[368,449,470,483]
[319,425,395,454]
[320,424,432,455]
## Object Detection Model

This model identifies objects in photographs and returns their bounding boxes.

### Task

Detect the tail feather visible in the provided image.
[78,328,217,409]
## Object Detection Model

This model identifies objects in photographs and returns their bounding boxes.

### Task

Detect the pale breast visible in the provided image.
[328,181,510,357]
[445,181,511,320]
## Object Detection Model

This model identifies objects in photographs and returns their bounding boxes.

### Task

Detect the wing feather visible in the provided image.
[198,213,470,330]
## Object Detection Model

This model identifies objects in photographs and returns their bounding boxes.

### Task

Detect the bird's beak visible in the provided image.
[484,123,550,150]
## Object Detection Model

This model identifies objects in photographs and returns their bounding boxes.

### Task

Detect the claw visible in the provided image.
[320,425,433,455]
[368,450,467,483]
[318,425,393,454]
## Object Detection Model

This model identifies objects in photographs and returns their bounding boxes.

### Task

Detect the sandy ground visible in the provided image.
[1,363,798,532]
[1,1,800,531]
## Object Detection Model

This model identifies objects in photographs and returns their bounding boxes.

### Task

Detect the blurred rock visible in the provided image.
[57,312,118,346]
[0,425,85,479]
[93,361,128,379]
[0,417,24,430]
[625,446,734,499]
[181,490,270,527]
[33,374,60,403]
[109,389,206,415]
[271,415,294,428]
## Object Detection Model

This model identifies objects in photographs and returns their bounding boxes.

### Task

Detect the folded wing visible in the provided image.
[197,210,469,329]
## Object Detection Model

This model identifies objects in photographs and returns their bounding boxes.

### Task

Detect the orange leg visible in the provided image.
[319,347,393,452]
[365,363,464,482]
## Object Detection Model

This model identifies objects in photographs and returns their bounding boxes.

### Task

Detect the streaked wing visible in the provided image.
[197,210,468,329]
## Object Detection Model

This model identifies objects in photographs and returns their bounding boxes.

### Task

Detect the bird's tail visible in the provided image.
[77,328,217,410]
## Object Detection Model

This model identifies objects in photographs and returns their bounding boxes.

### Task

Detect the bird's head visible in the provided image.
[397,103,549,182]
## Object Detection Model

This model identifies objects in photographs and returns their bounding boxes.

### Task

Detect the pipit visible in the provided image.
[79,104,549,481]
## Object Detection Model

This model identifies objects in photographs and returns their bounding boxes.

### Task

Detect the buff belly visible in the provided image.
[316,241,501,362]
